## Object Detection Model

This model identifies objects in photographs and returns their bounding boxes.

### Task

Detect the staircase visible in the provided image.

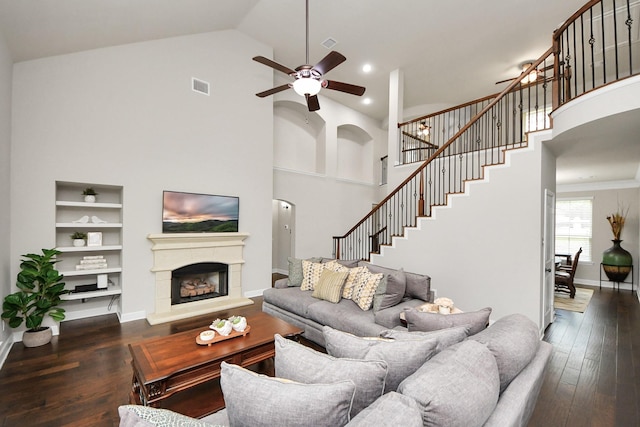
[334,0,640,262]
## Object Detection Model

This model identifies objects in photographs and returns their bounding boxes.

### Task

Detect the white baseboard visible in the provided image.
[575,279,635,292]
[0,336,14,371]
[244,288,266,298]
[119,310,147,323]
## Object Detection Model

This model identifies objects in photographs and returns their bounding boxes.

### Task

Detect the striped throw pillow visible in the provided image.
[312,269,350,303]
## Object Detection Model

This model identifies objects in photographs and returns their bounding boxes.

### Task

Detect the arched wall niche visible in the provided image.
[336,123,374,183]
[274,100,326,174]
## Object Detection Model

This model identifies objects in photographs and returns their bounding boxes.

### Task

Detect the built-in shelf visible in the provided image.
[55,181,123,320]
[56,223,122,228]
[56,201,122,209]
[60,285,122,301]
[57,245,123,253]
[61,267,122,277]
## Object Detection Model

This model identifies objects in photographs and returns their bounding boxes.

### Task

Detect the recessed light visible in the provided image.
[362,64,372,73]
[362,98,372,105]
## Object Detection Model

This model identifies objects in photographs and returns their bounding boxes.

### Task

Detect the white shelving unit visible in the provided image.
[55,181,123,321]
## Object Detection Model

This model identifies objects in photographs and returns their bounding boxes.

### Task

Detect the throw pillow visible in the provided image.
[220,362,355,427]
[346,392,423,427]
[397,340,500,427]
[404,306,492,335]
[312,268,349,303]
[118,405,217,427]
[372,268,407,312]
[323,326,438,392]
[287,257,321,287]
[300,260,326,291]
[351,269,384,310]
[380,325,470,353]
[274,334,387,417]
[323,261,366,299]
[321,258,360,268]
[469,313,540,393]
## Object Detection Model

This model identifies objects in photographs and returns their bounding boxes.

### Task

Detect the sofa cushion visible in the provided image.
[221,361,355,427]
[404,306,491,335]
[346,392,423,427]
[312,268,349,303]
[351,269,384,310]
[398,340,500,427]
[118,405,217,427]
[300,260,326,291]
[274,334,387,417]
[323,326,438,392]
[287,257,321,287]
[307,298,387,338]
[372,268,406,312]
[361,263,430,301]
[469,313,540,393]
[373,299,424,329]
[380,325,470,353]
[262,287,319,318]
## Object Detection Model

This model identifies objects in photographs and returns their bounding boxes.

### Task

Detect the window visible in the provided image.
[555,198,592,262]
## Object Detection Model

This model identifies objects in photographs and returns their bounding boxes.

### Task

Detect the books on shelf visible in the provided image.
[76,255,108,270]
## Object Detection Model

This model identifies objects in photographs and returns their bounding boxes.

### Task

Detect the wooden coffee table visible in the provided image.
[128,311,303,418]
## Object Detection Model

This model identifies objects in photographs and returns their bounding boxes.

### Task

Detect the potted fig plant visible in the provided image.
[82,187,98,203]
[1,248,69,347]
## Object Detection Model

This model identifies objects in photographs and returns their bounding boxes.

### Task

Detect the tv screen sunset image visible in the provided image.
[162,191,239,233]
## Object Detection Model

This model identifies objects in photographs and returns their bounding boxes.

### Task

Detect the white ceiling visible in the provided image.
[0,0,638,187]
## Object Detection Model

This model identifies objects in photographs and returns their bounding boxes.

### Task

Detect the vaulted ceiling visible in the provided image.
[0,0,638,186]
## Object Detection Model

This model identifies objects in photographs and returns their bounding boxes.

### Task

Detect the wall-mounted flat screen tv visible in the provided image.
[162,190,239,233]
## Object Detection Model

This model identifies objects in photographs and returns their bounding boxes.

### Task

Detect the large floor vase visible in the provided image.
[22,327,53,347]
[602,239,632,282]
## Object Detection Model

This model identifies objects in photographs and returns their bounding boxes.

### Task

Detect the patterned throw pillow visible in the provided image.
[324,261,367,300]
[300,260,326,291]
[351,269,384,310]
[118,405,216,427]
[312,269,350,303]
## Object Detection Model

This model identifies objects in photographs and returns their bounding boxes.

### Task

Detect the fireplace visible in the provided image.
[172,262,229,305]
[147,232,253,324]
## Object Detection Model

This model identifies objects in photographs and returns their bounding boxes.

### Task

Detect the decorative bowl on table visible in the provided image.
[210,319,232,336]
[199,330,215,342]
[229,315,247,332]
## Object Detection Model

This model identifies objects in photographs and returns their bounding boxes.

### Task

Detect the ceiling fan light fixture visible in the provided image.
[520,62,538,84]
[293,78,321,96]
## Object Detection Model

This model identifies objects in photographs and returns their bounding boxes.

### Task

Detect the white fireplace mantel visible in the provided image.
[146,232,253,325]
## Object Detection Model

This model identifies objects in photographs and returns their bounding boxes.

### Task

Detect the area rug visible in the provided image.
[554,287,594,313]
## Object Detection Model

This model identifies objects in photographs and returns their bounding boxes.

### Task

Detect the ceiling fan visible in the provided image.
[252,0,366,112]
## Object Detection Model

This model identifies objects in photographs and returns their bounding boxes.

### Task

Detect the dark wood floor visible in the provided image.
[0,285,637,426]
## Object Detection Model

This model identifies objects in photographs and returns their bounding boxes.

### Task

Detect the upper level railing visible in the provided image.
[333,0,639,261]
[554,0,639,106]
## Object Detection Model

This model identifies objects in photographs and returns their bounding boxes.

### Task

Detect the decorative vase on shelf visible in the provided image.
[602,239,632,282]
[73,239,86,247]
[84,195,96,203]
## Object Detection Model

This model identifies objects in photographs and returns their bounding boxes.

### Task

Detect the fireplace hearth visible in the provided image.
[147,232,253,325]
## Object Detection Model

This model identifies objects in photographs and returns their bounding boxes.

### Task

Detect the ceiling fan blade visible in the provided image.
[313,51,346,75]
[253,56,296,75]
[256,84,290,98]
[306,94,320,111]
[324,80,366,96]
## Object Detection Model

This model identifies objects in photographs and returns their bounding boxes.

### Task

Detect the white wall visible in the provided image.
[273,91,386,260]
[10,30,274,320]
[0,27,13,359]
[371,141,549,329]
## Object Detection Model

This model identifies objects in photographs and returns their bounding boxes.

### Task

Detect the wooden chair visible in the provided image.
[555,247,582,298]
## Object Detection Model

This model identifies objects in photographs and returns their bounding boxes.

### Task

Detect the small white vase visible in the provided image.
[438,306,451,314]
[211,319,232,336]
[230,316,247,332]
[73,239,86,247]
[84,195,96,203]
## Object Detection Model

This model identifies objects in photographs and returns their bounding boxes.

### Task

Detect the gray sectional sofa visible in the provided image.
[119,314,552,427]
[263,260,433,346]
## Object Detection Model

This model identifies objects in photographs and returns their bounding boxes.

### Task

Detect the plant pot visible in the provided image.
[602,239,632,282]
[73,239,86,247]
[84,195,96,203]
[22,327,52,347]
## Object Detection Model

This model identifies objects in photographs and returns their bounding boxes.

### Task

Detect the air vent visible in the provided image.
[321,37,337,49]
[192,77,210,96]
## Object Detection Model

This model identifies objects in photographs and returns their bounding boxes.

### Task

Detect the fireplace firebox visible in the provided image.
[171,262,228,305]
